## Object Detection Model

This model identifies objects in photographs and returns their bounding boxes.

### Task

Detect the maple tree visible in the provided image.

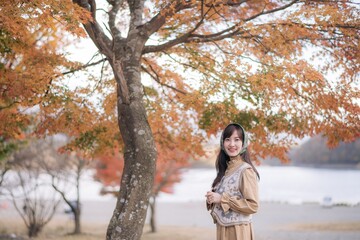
[1,0,359,239]
[0,0,91,139]
[70,2,359,238]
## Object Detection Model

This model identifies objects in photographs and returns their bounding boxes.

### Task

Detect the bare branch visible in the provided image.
[260,21,360,31]
[210,41,269,66]
[61,58,108,76]
[32,56,106,107]
[186,0,300,43]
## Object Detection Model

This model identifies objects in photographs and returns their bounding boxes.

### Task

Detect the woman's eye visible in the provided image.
[224,138,230,142]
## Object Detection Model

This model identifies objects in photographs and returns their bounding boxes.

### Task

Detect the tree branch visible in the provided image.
[141,61,187,95]
[108,0,123,42]
[153,161,179,196]
[61,58,108,76]
[42,57,108,101]
[142,0,195,37]
[243,0,299,22]
[162,50,218,82]
[0,101,20,111]
[143,5,213,54]
[186,0,300,43]
[263,21,360,31]
[210,41,269,66]
[73,0,113,59]
[209,0,247,7]
[143,0,301,53]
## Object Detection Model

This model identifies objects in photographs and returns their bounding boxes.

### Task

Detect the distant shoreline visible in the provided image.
[262,163,360,170]
[191,161,360,170]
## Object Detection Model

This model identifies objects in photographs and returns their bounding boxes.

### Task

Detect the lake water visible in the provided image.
[157,166,360,205]
[3,166,359,206]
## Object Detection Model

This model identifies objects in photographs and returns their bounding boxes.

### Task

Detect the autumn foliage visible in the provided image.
[138,0,360,162]
[0,0,90,139]
[1,0,358,163]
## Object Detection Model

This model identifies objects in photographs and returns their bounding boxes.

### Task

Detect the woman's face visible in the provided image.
[223,130,243,157]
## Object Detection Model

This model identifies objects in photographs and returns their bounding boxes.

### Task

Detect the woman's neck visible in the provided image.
[229,155,243,162]
[225,155,244,175]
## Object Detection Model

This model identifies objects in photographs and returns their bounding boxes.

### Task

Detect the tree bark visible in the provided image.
[105,58,157,240]
[28,223,42,238]
[105,14,156,240]
[73,207,81,234]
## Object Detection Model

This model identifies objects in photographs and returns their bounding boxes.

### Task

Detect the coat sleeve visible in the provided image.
[220,168,259,214]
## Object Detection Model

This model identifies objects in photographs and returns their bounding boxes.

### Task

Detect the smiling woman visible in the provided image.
[205,123,260,240]
[223,130,244,157]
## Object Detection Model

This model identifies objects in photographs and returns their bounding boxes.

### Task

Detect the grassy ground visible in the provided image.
[1,201,360,240]
[2,218,360,240]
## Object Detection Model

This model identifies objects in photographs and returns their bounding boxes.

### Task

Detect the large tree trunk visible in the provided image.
[106,60,157,239]
[72,1,157,239]
[104,30,157,238]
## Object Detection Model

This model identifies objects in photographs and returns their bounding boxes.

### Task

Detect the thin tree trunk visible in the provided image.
[149,196,157,233]
[74,166,82,234]
[28,223,41,238]
[73,207,81,234]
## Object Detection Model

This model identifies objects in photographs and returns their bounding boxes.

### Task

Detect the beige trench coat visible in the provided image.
[209,161,259,240]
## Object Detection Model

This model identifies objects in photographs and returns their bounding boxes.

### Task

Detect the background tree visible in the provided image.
[1,133,92,236]
[95,143,189,233]
[1,1,359,239]
[39,136,92,235]
[290,135,360,166]
[148,144,189,233]
[2,139,62,237]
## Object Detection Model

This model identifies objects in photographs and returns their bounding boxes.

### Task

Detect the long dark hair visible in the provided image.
[211,124,259,188]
